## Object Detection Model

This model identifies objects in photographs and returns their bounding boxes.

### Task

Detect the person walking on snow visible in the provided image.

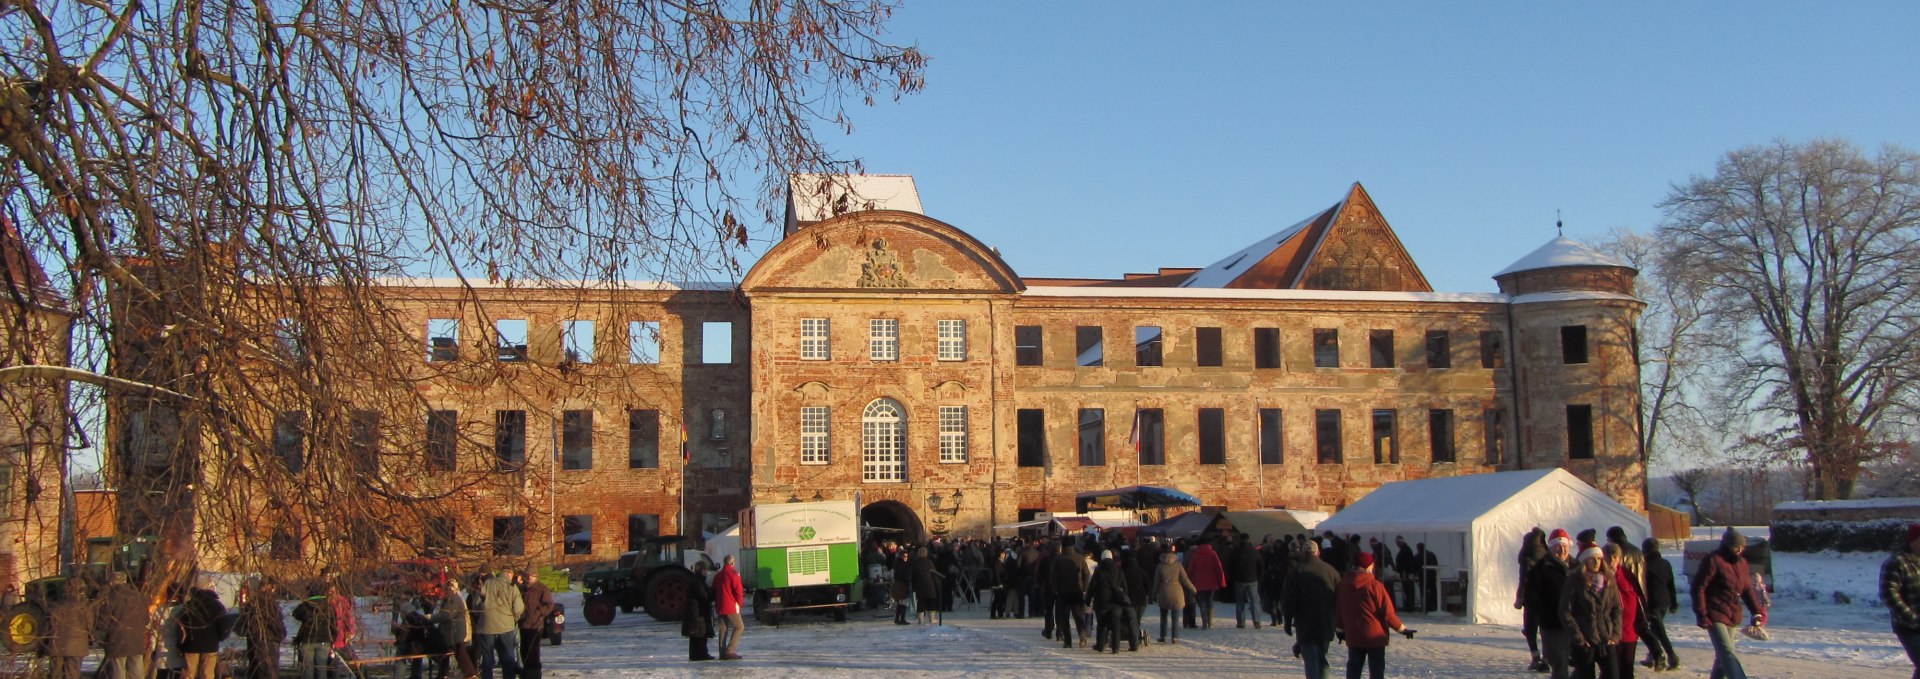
[1562,546,1623,679]
[1150,544,1196,645]
[1529,528,1577,679]
[1516,527,1550,672]
[516,570,556,677]
[1692,527,1766,679]
[473,567,526,679]
[1882,523,1920,679]
[1186,539,1227,630]
[1639,538,1680,673]
[1334,552,1415,679]
[1284,539,1342,679]
[713,555,746,659]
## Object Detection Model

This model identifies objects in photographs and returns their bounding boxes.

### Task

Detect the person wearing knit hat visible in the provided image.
[1563,546,1623,679]
[1529,529,1577,679]
[1881,523,1920,677]
[1692,526,1766,679]
[1334,547,1414,679]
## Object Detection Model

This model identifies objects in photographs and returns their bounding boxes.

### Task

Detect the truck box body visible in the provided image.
[741,500,860,588]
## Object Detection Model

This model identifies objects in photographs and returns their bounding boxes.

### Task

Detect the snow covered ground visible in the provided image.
[536,552,1910,678]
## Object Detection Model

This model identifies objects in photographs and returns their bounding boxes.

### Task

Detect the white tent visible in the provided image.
[1316,468,1650,625]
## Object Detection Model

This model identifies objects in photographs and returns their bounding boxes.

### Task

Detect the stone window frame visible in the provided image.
[1134,326,1163,367]
[1197,407,1226,464]
[1194,327,1223,368]
[869,318,899,362]
[800,317,831,361]
[1253,328,1281,370]
[1566,404,1595,459]
[1480,330,1504,369]
[562,319,596,363]
[495,409,526,470]
[627,409,660,469]
[1313,329,1339,368]
[426,318,459,362]
[492,516,526,557]
[1484,408,1507,465]
[1077,326,1105,368]
[1014,325,1044,366]
[1429,409,1456,464]
[1077,408,1105,467]
[862,398,906,482]
[936,319,968,362]
[426,410,458,472]
[561,409,594,470]
[1369,329,1396,369]
[1258,408,1283,465]
[562,515,593,555]
[1561,325,1590,365]
[1426,330,1452,369]
[495,318,529,362]
[1314,409,1343,464]
[800,406,831,465]
[1371,408,1399,464]
[629,320,662,364]
[938,405,968,463]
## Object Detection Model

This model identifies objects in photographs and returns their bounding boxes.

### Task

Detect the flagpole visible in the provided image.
[680,410,688,538]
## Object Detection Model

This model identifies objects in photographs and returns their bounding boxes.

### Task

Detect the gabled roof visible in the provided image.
[1495,235,1633,277]
[0,219,63,309]
[1178,183,1430,292]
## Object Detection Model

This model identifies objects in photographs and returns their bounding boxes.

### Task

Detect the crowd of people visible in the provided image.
[28,564,559,679]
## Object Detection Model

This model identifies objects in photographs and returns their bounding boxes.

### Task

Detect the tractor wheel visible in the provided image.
[2,603,44,654]
[582,596,616,627]
[641,569,694,622]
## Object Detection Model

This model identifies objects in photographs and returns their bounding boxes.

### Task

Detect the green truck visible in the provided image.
[740,500,860,624]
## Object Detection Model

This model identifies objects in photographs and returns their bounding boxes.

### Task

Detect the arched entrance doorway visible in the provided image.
[861,500,927,545]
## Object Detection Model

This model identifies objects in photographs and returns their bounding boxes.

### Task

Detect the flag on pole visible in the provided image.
[1129,408,1142,455]
[680,417,689,464]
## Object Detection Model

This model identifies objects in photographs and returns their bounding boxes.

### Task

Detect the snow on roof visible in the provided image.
[1510,291,1641,305]
[1177,210,1323,289]
[1495,236,1633,277]
[787,174,924,223]
[367,277,735,291]
[1025,285,1506,304]
[1776,498,1920,512]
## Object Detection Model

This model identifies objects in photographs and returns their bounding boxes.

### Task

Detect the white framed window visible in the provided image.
[939,406,968,463]
[869,319,899,361]
[800,407,830,465]
[862,398,905,482]
[937,319,967,361]
[800,318,830,361]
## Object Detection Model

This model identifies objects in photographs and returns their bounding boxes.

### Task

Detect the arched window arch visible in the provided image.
[862,398,906,483]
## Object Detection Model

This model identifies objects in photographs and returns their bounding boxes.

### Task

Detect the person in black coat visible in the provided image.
[1122,549,1151,648]
[1394,536,1420,611]
[682,563,715,661]
[890,550,913,625]
[1322,533,1352,573]
[1090,552,1135,653]
[237,578,286,679]
[95,572,153,679]
[179,577,229,679]
[989,548,1011,619]
[1227,534,1262,629]
[1418,542,1440,612]
[1284,540,1342,679]
[911,547,943,625]
[1049,539,1090,648]
[1639,538,1679,671]
[1529,531,1577,679]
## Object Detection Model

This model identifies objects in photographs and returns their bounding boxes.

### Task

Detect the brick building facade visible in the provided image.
[113,177,1645,569]
[0,221,71,590]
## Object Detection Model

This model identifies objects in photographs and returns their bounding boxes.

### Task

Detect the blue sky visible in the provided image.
[782,2,1920,293]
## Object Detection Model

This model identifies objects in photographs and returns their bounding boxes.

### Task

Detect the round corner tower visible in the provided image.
[1494,236,1647,511]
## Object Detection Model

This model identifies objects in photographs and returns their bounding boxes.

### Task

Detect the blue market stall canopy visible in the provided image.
[1075,485,1202,512]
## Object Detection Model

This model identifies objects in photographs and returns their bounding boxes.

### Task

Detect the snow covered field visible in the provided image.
[535,551,1910,678]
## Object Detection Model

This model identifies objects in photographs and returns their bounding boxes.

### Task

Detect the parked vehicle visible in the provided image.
[740,500,860,625]
[580,536,712,625]
[4,536,158,653]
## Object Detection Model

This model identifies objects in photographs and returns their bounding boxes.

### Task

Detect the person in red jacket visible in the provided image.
[714,555,747,660]
[1185,540,1228,630]
[1605,545,1643,679]
[1335,552,1415,679]
[1692,528,1766,679]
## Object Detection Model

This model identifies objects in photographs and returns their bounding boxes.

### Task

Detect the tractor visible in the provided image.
[5,536,159,653]
[579,535,711,625]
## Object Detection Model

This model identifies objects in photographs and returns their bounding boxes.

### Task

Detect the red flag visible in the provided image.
[1129,409,1142,454]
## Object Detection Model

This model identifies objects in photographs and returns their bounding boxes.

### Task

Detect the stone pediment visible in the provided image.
[742,210,1023,295]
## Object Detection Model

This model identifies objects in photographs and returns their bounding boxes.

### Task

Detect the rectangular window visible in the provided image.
[563,320,595,363]
[627,514,660,552]
[1015,325,1044,366]
[1016,409,1046,468]
[939,406,968,463]
[1567,405,1595,459]
[427,318,459,362]
[1134,326,1162,367]
[492,517,525,557]
[1077,408,1105,467]
[424,517,455,558]
[628,409,659,469]
[1259,408,1283,465]
[274,411,307,473]
[0,466,11,517]
[1562,325,1589,364]
[1484,408,1507,465]
[1254,328,1281,369]
[869,318,899,361]
[426,410,457,472]
[937,319,968,361]
[800,318,830,361]
[1195,327,1223,367]
[496,319,528,362]
[1480,330,1504,369]
[563,410,593,470]
[1136,409,1166,466]
[1430,409,1456,464]
[1314,329,1339,368]
[495,410,525,470]
[1077,326,1104,367]
[708,409,727,441]
[563,515,592,555]
[1372,409,1399,464]
[800,406,830,465]
[349,410,380,472]
[1370,329,1396,368]
[629,321,661,364]
[702,321,733,364]
[1198,408,1226,464]
[1426,330,1451,369]
[1315,409,1343,464]
[275,318,304,361]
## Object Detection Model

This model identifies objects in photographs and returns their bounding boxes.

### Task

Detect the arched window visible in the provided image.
[862,398,906,483]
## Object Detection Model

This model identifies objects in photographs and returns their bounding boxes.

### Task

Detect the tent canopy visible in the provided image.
[1317,469,1650,626]
[1075,485,1202,512]
[1140,509,1308,541]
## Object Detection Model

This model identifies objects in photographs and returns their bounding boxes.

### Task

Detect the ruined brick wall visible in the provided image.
[0,297,71,589]
[1509,297,1646,510]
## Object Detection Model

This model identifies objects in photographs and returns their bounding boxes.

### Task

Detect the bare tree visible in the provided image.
[1659,139,1920,500]
[0,0,925,598]
[1668,467,1712,525]
[1598,228,1717,467]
